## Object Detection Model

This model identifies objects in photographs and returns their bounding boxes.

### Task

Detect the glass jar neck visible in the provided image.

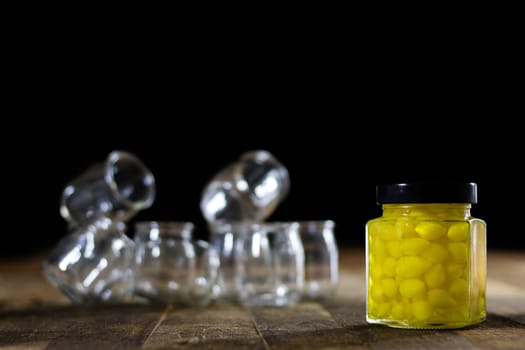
[382,203,472,219]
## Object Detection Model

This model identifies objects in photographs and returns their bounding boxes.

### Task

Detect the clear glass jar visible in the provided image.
[133,221,219,307]
[235,222,304,307]
[43,217,135,304]
[60,150,156,228]
[298,220,339,300]
[366,182,486,329]
[200,150,290,223]
[207,221,242,302]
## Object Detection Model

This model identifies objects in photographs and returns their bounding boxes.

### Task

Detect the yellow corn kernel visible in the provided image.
[448,242,468,263]
[399,279,427,298]
[396,256,431,278]
[409,209,433,218]
[382,224,401,241]
[428,289,456,307]
[416,222,447,240]
[401,238,430,255]
[374,222,395,240]
[371,284,387,303]
[445,262,465,280]
[383,257,397,277]
[425,263,446,288]
[411,299,433,321]
[450,306,470,322]
[434,305,468,322]
[387,240,403,258]
[377,302,392,317]
[372,239,388,262]
[370,263,384,280]
[382,278,398,299]
[395,219,418,239]
[425,242,449,263]
[448,222,469,241]
[391,302,406,319]
[449,278,468,300]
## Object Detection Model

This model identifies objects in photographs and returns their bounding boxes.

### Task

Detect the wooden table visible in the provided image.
[1,248,524,349]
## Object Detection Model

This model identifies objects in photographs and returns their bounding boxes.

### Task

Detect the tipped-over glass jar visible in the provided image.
[200,150,290,223]
[60,150,156,228]
[366,182,486,329]
[43,217,135,304]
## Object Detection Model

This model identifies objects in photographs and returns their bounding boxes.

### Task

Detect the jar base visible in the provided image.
[239,291,302,308]
[366,317,486,330]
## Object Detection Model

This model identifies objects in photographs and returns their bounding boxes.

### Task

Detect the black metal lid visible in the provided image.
[376,182,478,204]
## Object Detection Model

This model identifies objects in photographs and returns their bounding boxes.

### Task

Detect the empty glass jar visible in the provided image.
[200,150,290,223]
[133,221,219,307]
[298,220,339,300]
[207,221,241,302]
[235,222,304,307]
[60,150,156,228]
[43,217,135,304]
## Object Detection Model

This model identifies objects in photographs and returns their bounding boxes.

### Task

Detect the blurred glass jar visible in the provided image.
[133,221,219,307]
[43,217,135,304]
[60,150,156,228]
[298,220,339,300]
[200,150,290,223]
[235,222,304,307]
[207,221,243,302]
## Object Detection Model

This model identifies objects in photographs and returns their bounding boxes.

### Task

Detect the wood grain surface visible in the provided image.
[1,248,524,349]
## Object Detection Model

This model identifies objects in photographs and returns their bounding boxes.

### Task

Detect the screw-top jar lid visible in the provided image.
[376,182,478,204]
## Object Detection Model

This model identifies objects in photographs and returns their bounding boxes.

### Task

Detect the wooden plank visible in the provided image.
[0,341,49,350]
[326,301,525,349]
[1,249,524,349]
[322,300,367,327]
[142,305,266,350]
[0,304,165,350]
[45,304,164,350]
[0,254,69,312]
[363,327,478,350]
[324,301,479,350]
[250,302,366,350]
[457,313,525,350]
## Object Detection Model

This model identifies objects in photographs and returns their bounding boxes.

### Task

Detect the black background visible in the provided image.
[4,139,523,257]
[2,14,521,257]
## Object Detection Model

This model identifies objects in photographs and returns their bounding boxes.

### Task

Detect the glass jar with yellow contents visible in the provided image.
[366,182,486,329]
